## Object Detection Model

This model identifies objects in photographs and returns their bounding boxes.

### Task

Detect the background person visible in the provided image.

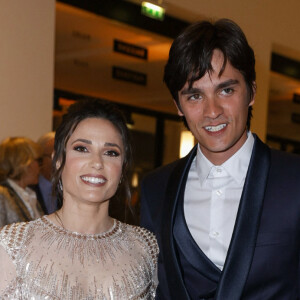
[0,137,43,227]
[30,131,58,214]
[140,19,300,299]
[0,99,158,299]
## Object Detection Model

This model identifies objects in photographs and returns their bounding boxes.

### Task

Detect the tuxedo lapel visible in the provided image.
[173,194,221,283]
[160,146,197,299]
[215,135,271,299]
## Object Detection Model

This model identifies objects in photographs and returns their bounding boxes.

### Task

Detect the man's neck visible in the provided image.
[200,131,250,165]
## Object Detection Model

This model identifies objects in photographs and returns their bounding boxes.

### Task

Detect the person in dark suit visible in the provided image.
[140,18,300,300]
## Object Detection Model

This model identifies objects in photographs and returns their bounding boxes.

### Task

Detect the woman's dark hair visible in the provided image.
[52,99,132,209]
[164,18,256,129]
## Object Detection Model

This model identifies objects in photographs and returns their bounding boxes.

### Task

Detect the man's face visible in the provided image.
[176,49,255,165]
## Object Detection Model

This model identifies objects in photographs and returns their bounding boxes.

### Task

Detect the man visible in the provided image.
[31,132,57,214]
[140,19,300,299]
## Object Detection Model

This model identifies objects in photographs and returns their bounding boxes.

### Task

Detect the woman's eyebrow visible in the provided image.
[104,142,122,151]
[71,138,92,145]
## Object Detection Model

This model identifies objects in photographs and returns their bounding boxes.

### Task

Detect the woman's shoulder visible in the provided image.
[121,222,159,257]
[0,219,36,252]
[0,221,29,243]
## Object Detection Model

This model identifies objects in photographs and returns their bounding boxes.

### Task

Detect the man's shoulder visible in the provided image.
[269,147,300,170]
[253,134,300,163]
[143,157,188,183]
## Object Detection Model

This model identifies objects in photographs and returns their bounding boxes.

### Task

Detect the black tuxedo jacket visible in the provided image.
[140,135,300,299]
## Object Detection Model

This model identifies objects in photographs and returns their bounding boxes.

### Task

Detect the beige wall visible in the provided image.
[0,0,55,142]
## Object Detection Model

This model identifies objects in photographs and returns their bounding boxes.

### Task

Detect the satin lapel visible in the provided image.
[161,146,197,300]
[174,198,221,283]
[215,136,271,300]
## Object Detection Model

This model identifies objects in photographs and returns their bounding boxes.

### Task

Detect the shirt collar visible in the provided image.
[7,178,35,197]
[196,132,254,185]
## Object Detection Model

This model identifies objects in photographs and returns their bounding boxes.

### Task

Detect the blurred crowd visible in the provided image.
[0,132,57,227]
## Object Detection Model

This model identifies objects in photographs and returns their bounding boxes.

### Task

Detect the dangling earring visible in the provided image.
[59,179,63,191]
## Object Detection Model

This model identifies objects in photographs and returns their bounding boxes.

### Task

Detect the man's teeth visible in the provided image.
[81,176,106,184]
[205,124,226,132]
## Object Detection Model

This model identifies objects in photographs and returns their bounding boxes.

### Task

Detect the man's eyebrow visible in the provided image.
[180,87,203,95]
[180,79,239,95]
[216,79,239,90]
[71,138,92,145]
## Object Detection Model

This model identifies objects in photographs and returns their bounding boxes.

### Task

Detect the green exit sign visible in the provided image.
[141,2,165,21]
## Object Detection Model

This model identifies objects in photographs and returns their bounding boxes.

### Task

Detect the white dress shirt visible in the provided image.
[184,133,254,270]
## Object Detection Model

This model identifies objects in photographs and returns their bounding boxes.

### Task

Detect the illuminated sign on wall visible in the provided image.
[141,2,165,21]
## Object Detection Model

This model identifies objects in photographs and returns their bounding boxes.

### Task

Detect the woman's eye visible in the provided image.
[105,150,120,157]
[74,146,88,152]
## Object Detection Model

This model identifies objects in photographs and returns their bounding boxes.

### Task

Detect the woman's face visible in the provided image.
[60,117,124,207]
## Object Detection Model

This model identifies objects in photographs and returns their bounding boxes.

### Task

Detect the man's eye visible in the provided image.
[74,146,88,152]
[188,94,201,100]
[105,150,120,157]
[221,88,234,95]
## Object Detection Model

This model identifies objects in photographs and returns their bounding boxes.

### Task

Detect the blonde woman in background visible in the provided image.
[0,137,43,227]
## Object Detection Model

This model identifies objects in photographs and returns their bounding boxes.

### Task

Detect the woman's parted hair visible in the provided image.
[52,99,132,209]
[0,137,41,181]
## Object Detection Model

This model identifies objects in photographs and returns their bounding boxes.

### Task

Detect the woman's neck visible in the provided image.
[50,203,113,235]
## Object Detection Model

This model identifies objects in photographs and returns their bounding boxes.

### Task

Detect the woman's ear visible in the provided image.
[56,160,61,169]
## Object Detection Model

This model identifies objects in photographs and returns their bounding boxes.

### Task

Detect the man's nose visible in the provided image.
[203,97,223,119]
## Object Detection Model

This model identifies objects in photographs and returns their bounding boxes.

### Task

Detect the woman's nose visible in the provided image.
[91,154,103,170]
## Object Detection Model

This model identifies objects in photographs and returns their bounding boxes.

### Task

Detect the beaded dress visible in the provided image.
[0,216,158,299]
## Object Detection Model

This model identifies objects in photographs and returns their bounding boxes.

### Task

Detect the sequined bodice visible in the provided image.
[0,216,158,299]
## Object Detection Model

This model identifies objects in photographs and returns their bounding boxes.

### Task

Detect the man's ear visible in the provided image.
[173,99,184,116]
[249,81,256,107]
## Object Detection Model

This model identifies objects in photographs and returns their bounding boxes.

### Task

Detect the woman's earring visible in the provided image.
[59,179,63,191]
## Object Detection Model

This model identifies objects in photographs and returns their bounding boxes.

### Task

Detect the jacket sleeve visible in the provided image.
[140,178,155,233]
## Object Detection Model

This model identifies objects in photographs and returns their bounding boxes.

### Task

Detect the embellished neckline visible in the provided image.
[40,215,120,240]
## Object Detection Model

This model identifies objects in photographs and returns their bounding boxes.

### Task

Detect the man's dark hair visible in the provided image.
[164,18,256,129]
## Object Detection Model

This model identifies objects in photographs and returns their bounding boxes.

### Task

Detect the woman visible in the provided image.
[0,137,43,227]
[0,99,158,299]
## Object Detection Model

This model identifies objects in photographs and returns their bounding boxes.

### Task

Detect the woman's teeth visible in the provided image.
[81,176,106,184]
